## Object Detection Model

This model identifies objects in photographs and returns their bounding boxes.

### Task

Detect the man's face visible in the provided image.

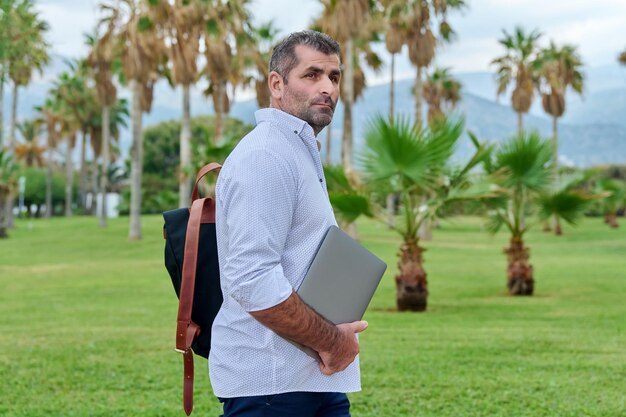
[272,45,341,135]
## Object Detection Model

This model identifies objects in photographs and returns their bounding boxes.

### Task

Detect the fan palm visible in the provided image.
[491,26,542,135]
[88,2,119,227]
[315,0,371,180]
[423,67,462,126]
[121,0,167,239]
[357,116,491,311]
[536,171,593,235]
[478,131,557,295]
[35,97,61,218]
[535,42,584,175]
[5,0,49,152]
[15,119,45,167]
[595,178,625,229]
[148,0,204,208]
[203,0,254,144]
[380,0,405,123]
[405,0,466,128]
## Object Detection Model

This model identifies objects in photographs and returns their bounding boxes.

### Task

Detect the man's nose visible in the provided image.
[319,75,336,96]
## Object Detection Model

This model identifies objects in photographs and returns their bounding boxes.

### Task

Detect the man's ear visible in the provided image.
[268,71,284,100]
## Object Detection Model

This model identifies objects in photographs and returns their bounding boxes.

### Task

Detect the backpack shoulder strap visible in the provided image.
[176,197,214,415]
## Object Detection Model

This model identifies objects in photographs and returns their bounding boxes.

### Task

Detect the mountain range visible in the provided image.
[4,57,626,168]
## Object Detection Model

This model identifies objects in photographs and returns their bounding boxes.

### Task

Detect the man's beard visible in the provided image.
[283,87,336,134]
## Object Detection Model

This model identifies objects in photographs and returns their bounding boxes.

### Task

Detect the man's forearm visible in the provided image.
[249,291,340,353]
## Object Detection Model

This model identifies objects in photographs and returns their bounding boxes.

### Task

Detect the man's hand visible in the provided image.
[318,320,368,376]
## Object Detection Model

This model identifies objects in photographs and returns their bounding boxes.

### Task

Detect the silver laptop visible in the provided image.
[297,225,387,324]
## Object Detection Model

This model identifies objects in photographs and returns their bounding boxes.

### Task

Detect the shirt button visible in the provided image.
[293,130,298,134]
[319,178,323,183]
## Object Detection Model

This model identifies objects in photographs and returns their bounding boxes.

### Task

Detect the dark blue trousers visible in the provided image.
[219,392,351,417]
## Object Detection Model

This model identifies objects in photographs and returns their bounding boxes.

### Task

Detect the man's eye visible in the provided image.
[306,73,317,79]
[330,75,339,83]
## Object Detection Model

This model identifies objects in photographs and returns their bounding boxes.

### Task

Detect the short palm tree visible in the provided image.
[536,171,593,235]
[595,178,625,229]
[478,131,558,295]
[356,116,490,311]
[491,27,542,135]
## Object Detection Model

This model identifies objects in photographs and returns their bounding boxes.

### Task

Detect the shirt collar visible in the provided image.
[255,108,317,146]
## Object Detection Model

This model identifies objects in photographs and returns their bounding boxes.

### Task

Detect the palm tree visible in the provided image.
[380,0,405,124]
[491,26,542,135]
[405,0,466,128]
[88,2,119,227]
[535,42,584,176]
[149,0,204,208]
[358,116,490,311]
[203,0,254,144]
[0,149,18,237]
[536,171,593,235]
[122,0,167,239]
[251,21,279,109]
[15,119,45,167]
[476,131,570,296]
[595,178,625,229]
[35,97,61,218]
[5,0,49,152]
[315,0,371,181]
[423,67,462,126]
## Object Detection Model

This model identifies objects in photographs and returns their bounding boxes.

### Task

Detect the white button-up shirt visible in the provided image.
[209,108,361,398]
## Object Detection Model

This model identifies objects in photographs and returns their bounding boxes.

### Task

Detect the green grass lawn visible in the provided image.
[0,215,624,417]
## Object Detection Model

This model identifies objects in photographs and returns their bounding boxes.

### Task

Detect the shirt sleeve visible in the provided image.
[218,149,297,312]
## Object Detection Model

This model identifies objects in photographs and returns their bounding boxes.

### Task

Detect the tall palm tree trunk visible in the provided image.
[396,239,428,311]
[0,71,4,146]
[79,130,88,212]
[551,115,559,179]
[64,134,75,217]
[517,112,523,135]
[45,146,53,218]
[341,38,354,179]
[99,106,110,228]
[179,84,192,208]
[505,237,534,295]
[129,80,143,240]
[0,186,7,238]
[6,83,18,227]
[389,52,395,124]
[415,66,424,128]
[9,83,18,152]
[214,81,224,144]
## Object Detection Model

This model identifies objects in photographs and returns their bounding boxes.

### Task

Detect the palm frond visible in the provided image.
[537,190,590,225]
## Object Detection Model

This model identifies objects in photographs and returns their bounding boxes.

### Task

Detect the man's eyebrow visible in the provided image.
[304,65,342,75]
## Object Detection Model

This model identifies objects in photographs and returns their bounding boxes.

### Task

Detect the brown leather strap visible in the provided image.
[183,349,195,415]
[191,162,222,202]
[176,197,213,415]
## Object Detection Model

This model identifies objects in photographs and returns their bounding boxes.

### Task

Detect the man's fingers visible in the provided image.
[350,320,368,333]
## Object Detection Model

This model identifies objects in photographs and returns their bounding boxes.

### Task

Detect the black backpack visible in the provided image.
[162,162,222,415]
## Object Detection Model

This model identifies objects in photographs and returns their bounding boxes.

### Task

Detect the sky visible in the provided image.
[35,0,626,82]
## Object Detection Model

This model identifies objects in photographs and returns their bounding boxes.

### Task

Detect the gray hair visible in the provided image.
[269,30,341,83]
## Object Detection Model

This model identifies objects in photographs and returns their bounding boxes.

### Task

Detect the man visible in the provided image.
[210,31,367,417]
